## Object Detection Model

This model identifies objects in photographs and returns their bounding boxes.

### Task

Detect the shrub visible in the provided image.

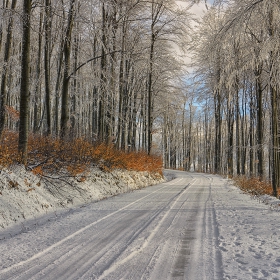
[233,176,273,196]
[0,131,163,176]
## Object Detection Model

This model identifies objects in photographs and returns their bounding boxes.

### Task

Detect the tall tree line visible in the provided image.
[165,0,279,197]
[4,0,278,196]
[0,0,190,160]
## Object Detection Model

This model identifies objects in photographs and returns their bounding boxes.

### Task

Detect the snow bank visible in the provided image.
[0,165,164,230]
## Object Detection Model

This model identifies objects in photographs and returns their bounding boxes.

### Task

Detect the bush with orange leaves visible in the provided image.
[0,131,20,167]
[233,176,273,197]
[0,131,163,177]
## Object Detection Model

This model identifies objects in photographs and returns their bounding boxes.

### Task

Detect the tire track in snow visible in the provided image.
[77,178,194,280]
[0,178,185,279]
[98,178,197,279]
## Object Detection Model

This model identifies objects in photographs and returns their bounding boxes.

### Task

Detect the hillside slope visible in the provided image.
[0,165,164,230]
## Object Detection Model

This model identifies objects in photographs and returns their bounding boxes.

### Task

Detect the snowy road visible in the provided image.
[0,171,222,279]
[1,171,280,279]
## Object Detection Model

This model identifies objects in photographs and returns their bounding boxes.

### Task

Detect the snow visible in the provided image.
[212,178,280,280]
[0,165,164,232]
[0,169,280,279]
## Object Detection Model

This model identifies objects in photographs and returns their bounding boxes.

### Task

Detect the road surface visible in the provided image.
[0,170,225,279]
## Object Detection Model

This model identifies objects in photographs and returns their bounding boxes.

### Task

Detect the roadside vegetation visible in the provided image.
[0,131,163,177]
[233,176,273,197]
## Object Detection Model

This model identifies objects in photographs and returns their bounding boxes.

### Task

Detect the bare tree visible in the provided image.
[18,0,31,164]
[60,0,76,139]
[0,0,17,138]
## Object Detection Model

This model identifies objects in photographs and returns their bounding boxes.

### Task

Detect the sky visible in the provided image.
[176,0,213,15]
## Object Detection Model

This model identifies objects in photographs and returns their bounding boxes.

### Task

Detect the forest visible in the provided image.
[0,0,279,196]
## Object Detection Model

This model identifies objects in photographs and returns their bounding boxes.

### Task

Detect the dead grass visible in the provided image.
[0,131,163,176]
[233,176,273,197]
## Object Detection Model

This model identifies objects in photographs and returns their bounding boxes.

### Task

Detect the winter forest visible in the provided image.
[0,0,279,196]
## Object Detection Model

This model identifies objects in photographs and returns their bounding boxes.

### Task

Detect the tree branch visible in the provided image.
[67,50,123,80]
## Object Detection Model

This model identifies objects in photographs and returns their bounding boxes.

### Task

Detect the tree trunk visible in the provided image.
[0,0,17,137]
[268,8,279,197]
[54,34,64,137]
[70,22,79,138]
[117,15,126,149]
[235,79,241,175]
[98,3,107,142]
[255,68,264,179]
[0,0,9,53]
[187,103,192,171]
[214,89,221,174]
[18,0,31,164]
[44,0,52,135]
[33,9,43,133]
[271,85,279,197]
[240,86,247,175]
[60,0,75,139]
[147,32,155,155]
[249,85,255,177]
[227,92,234,176]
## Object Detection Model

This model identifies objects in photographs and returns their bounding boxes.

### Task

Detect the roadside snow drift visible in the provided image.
[0,165,164,230]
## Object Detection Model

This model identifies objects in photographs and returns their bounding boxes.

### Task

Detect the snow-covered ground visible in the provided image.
[0,165,164,231]
[0,169,280,279]
[212,178,280,280]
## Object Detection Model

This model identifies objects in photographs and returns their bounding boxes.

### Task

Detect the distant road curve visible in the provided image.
[0,170,225,280]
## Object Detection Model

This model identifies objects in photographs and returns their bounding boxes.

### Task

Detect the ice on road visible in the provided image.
[0,171,279,279]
